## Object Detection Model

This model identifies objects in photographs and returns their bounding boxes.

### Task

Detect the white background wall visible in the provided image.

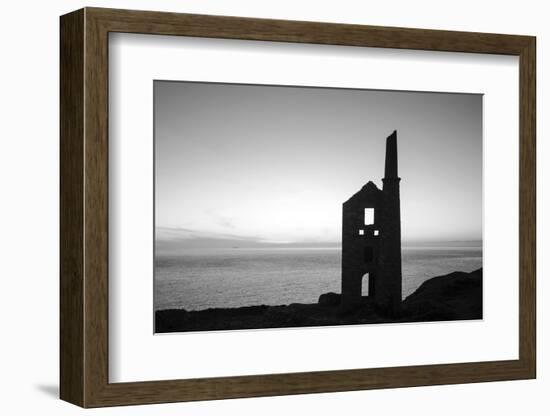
[0,0,545,414]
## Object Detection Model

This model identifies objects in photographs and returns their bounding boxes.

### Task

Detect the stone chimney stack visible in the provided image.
[384,130,398,179]
[379,130,402,315]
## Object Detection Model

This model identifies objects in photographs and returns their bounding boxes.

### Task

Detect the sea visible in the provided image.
[154,245,482,311]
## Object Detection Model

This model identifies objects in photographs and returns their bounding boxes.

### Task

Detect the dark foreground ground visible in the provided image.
[155,268,482,333]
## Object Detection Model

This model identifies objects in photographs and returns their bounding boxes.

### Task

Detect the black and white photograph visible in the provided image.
[153,81,483,333]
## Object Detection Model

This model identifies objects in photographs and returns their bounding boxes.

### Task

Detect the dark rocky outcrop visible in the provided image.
[318,292,341,307]
[401,268,482,321]
[155,268,482,333]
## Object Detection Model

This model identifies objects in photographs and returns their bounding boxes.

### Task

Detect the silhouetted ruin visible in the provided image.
[155,130,486,333]
[341,130,402,315]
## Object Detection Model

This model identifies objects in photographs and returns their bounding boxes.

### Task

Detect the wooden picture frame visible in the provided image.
[60,7,536,408]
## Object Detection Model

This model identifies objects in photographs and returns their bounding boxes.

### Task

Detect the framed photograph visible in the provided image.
[60,7,536,408]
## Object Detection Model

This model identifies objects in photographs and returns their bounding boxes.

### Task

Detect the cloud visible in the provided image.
[156,226,259,242]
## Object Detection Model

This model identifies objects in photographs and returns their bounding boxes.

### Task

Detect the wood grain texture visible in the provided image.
[89,7,532,54]
[518,38,536,375]
[59,7,537,408]
[83,10,110,406]
[59,8,84,407]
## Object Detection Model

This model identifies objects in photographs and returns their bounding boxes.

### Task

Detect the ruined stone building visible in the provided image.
[341,130,402,314]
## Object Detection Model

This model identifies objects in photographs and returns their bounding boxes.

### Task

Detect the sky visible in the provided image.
[154,81,482,248]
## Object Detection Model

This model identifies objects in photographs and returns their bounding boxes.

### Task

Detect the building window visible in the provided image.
[364,208,374,225]
[362,273,370,297]
[374,230,379,236]
[358,229,364,235]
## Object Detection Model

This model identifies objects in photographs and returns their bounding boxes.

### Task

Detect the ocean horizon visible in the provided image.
[154,242,482,311]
